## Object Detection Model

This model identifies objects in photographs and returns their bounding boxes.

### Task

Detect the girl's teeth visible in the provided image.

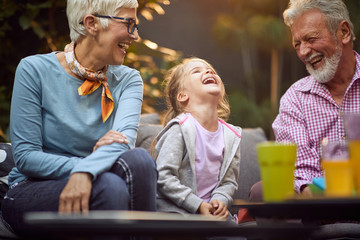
[203,78,216,84]
[119,43,129,49]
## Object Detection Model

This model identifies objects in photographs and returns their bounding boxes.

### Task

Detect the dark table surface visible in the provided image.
[233,197,360,221]
[23,210,317,240]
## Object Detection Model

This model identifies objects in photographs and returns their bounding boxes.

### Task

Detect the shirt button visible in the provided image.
[342,136,346,140]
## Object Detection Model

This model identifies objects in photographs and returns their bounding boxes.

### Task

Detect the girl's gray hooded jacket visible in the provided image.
[154,113,242,214]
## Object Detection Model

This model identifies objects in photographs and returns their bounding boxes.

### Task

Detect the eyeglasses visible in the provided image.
[80,14,139,34]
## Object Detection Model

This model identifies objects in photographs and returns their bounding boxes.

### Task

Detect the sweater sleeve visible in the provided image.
[10,58,80,181]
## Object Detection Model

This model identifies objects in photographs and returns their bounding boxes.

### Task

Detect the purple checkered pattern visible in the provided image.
[273,51,360,193]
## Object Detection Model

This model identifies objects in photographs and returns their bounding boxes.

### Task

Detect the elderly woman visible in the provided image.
[2,0,157,236]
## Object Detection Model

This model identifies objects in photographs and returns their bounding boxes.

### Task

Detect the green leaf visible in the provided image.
[26,1,52,11]
[31,21,46,39]
[19,15,31,30]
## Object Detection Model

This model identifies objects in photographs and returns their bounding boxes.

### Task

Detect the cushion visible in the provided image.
[139,113,161,125]
[0,143,15,207]
[0,143,18,238]
[135,113,163,152]
[234,127,267,201]
[135,124,163,153]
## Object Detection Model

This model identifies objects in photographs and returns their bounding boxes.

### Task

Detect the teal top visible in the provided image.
[9,52,143,186]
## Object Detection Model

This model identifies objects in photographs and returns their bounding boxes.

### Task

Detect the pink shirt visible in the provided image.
[273,51,360,192]
[186,113,224,202]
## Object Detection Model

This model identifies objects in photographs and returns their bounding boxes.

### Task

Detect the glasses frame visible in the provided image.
[80,14,139,34]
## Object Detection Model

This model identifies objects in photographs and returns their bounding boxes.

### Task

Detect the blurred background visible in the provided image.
[1,0,360,142]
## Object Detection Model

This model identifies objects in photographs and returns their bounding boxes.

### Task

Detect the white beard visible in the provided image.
[305,46,342,84]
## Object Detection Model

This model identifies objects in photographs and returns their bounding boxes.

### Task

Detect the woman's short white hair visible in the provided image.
[67,0,138,42]
[283,0,355,41]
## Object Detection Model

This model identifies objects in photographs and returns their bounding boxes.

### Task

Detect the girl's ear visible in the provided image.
[177,92,189,103]
[82,15,99,36]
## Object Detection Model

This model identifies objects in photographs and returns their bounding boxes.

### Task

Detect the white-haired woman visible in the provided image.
[2,0,157,236]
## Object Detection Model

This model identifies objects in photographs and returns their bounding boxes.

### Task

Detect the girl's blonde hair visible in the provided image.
[162,57,230,125]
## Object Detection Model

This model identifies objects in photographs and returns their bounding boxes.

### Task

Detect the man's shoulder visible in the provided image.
[288,75,314,93]
[283,75,314,97]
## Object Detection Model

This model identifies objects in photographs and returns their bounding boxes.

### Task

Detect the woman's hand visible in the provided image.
[58,172,92,214]
[93,130,129,152]
[210,199,229,220]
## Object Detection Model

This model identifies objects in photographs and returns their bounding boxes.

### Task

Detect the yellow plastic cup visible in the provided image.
[349,140,360,194]
[343,112,360,195]
[321,139,354,197]
[322,161,354,197]
[256,142,297,202]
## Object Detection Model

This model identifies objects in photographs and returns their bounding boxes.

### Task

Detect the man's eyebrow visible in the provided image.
[292,39,300,45]
[296,31,320,41]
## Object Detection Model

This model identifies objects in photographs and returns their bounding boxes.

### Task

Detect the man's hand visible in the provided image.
[93,130,129,152]
[300,186,313,198]
[210,199,229,220]
[59,172,92,214]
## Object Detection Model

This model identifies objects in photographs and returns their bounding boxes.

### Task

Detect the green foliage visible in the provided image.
[346,0,360,50]
[213,1,290,52]
[247,15,289,50]
[213,2,289,132]
[228,91,272,138]
[213,0,360,134]
[0,86,10,142]
[124,39,182,113]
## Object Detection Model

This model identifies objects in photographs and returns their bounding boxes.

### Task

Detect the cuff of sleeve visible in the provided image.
[182,194,203,213]
[296,179,312,193]
[70,168,96,181]
[211,194,230,206]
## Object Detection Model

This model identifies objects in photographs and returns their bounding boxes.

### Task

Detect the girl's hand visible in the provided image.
[210,199,229,220]
[59,172,92,214]
[198,201,214,216]
[93,130,129,152]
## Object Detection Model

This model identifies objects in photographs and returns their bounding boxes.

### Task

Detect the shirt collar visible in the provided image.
[351,50,360,84]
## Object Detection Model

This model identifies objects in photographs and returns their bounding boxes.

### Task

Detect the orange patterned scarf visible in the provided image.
[64,42,114,123]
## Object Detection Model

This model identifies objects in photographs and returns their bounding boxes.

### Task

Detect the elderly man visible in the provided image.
[248,0,359,202]
[272,0,360,196]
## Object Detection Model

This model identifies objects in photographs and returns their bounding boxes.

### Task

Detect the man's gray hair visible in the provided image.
[283,0,355,41]
[67,0,138,42]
